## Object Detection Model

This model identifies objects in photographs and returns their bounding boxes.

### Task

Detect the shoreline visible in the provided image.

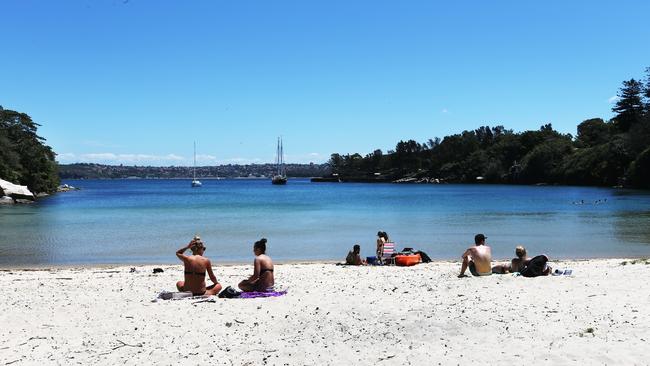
[1,255,647,271]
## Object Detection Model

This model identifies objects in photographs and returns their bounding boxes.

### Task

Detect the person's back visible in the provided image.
[176,237,221,296]
[255,253,274,290]
[239,238,275,292]
[469,245,492,274]
[459,234,492,277]
[510,245,530,273]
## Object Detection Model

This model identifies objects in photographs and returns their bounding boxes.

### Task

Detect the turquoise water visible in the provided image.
[1,179,650,266]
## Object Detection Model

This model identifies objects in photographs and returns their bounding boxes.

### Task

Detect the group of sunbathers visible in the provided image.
[458,233,552,277]
[344,231,392,265]
[175,236,274,296]
[345,231,552,277]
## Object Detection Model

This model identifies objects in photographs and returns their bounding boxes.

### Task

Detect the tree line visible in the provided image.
[0,106,59,193]
[327,67,650,188]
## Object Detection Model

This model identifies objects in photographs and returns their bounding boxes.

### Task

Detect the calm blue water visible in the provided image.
[1,179,650,266]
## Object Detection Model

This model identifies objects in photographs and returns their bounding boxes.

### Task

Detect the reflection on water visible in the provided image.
[1,179,649,266]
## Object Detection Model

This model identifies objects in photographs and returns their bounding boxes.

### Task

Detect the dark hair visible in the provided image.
[475,234,486,245]
[254,238,267,254]
[377,231,383,237]
[353,244,360,253]
[382,231,389,241]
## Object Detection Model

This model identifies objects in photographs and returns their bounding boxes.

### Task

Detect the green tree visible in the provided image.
[0,108,59,193]
[520,138,573,183]
[576,118,610,147]
[612,79,644,132]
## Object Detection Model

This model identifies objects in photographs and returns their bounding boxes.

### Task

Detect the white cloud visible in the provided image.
[57,153,76,160]
[608,95,619,104]
[196,154,218,162]
[222,157,264,164]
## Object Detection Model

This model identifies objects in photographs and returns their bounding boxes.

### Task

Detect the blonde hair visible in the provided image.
[190,236,205,254]
[515,245,526,258]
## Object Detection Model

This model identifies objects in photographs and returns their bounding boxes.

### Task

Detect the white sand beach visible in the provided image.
[1,259,649,365]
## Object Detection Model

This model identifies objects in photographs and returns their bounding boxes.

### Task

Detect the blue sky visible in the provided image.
[2,0,649,165]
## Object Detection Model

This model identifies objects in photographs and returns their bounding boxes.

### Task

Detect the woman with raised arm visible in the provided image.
[176,236,222,296]
[238,238,275,292]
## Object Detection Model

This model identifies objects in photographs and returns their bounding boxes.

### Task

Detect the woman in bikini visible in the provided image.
[238,238,274,292]
[176,236,222,296]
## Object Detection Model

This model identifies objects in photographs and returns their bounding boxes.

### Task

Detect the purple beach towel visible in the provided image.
[239,290,287,299]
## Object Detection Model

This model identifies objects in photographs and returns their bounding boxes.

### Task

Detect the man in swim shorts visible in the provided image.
[458,234,492,278]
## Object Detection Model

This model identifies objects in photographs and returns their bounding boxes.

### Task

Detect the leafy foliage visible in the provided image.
[0,107,59,193]
[326,67,650,188]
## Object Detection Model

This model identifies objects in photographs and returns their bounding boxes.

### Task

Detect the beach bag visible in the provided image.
[520,255,548,277]
[218,286,241,299]
[415,250,432,263]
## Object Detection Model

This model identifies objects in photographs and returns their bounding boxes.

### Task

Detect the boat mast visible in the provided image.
[276,137,281,176]
[280,137,285,176]
[193,141,197,180]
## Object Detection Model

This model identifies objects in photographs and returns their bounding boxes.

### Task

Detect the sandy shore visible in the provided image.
[1,259,649,365]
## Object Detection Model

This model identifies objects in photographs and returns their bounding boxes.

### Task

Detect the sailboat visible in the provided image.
[191,141,202,187]
[272,137,287,185]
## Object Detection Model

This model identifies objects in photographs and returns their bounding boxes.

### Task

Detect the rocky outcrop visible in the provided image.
[0,196,14,205]
[57,184,80,192]
[0,179,35,201]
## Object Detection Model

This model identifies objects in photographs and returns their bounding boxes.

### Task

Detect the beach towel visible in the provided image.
[239,290,287,299]
[153,291,195,302]
[520,255,549,277]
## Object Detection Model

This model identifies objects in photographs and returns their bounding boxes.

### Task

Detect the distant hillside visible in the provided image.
[58,163,330,179]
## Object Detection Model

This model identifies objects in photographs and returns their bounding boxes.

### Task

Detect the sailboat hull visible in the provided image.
[271,176,287,185]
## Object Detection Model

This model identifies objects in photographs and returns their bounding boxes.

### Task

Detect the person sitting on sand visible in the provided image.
[346,244,366,265]
[492,245,529,274]
[176,236,222,296]
[510,245,530,273]
[239,238,275,292]
[459,234,492,277]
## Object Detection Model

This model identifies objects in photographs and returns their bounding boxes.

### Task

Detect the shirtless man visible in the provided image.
[458,234,492,277]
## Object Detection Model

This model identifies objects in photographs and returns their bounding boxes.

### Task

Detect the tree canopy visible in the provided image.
[0,107,59,193]
[326,67,650,188]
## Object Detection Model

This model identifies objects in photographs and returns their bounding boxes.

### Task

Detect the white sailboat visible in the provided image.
[191,141,202,187]
[272,137,287,185]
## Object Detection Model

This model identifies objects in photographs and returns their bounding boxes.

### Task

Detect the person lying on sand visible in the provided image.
[176,236,222,296]
[346,244,366,265]
[459,234,492,277]
[239,238,275,292]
